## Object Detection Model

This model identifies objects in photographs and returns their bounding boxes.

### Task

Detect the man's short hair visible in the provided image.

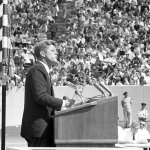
[123,91,128,95]
[34,40,56,58]
[141,102,146,106]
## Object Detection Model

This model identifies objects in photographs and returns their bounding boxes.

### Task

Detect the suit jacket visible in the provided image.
[21,61,63,141]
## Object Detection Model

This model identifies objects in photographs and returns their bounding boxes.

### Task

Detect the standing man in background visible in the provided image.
[121,91,133,128]
[62,0,67,20]
[49,21,58,40]
[21,40,75,147]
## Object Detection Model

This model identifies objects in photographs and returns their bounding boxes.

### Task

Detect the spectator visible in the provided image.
[48,21,58,40]
[8,0,150,87]
[62,0,67,19]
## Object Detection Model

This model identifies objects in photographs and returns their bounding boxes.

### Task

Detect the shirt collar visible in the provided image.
[38,60,50,74]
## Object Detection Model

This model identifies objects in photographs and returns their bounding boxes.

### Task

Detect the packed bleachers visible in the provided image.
[6,0,150,89]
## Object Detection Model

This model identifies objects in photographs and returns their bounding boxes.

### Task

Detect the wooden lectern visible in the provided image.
[54,96,118,147]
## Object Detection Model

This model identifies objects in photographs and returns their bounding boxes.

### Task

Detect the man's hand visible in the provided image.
[61,96,76,110]
[65,99,76,108]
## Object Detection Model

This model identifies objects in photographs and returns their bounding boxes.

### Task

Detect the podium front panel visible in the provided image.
[54,96,118,147]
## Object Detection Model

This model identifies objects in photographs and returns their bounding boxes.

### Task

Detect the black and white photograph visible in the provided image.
[1,0,150,150]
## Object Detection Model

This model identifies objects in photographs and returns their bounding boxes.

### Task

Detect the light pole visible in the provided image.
[0,0,10,149]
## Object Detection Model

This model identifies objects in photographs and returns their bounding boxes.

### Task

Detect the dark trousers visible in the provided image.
[26,137,56,147]
[51,31,56,40]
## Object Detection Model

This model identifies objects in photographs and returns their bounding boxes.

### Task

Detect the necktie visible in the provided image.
[49,72,54,96]
[133,133,135,140]
[49,72,52,84]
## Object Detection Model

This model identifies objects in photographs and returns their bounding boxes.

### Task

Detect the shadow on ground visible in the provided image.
[0,126,27,147]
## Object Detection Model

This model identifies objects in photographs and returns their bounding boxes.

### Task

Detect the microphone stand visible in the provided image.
[73,88,85,104]
[65,81,86,104]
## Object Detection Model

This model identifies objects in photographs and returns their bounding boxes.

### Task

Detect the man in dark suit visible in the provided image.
[21,40,74,147]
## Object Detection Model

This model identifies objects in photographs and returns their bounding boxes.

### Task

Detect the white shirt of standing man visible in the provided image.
[121,92,133,108]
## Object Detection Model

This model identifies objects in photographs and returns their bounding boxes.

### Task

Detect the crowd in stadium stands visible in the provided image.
[5,0,150,89]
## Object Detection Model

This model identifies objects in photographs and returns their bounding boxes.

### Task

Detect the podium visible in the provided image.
[54,96,118,147]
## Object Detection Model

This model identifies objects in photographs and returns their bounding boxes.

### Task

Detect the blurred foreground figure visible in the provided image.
[21,40,75,147]
[137,102,148,123]
[118,122,139,144]
[135,121,150,144]
[118,122,150,144]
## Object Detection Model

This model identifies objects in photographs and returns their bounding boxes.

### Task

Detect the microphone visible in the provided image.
[85,82,106,103]
[92,78,112,97]
[63,81,85,104]
[93,83,105,97]
[63,81,77,90]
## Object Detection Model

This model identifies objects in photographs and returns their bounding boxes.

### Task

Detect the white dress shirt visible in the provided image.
[37,61,66,109]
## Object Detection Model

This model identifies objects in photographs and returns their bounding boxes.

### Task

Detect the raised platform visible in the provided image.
[6,147,143,150]
[116,143,150,148]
